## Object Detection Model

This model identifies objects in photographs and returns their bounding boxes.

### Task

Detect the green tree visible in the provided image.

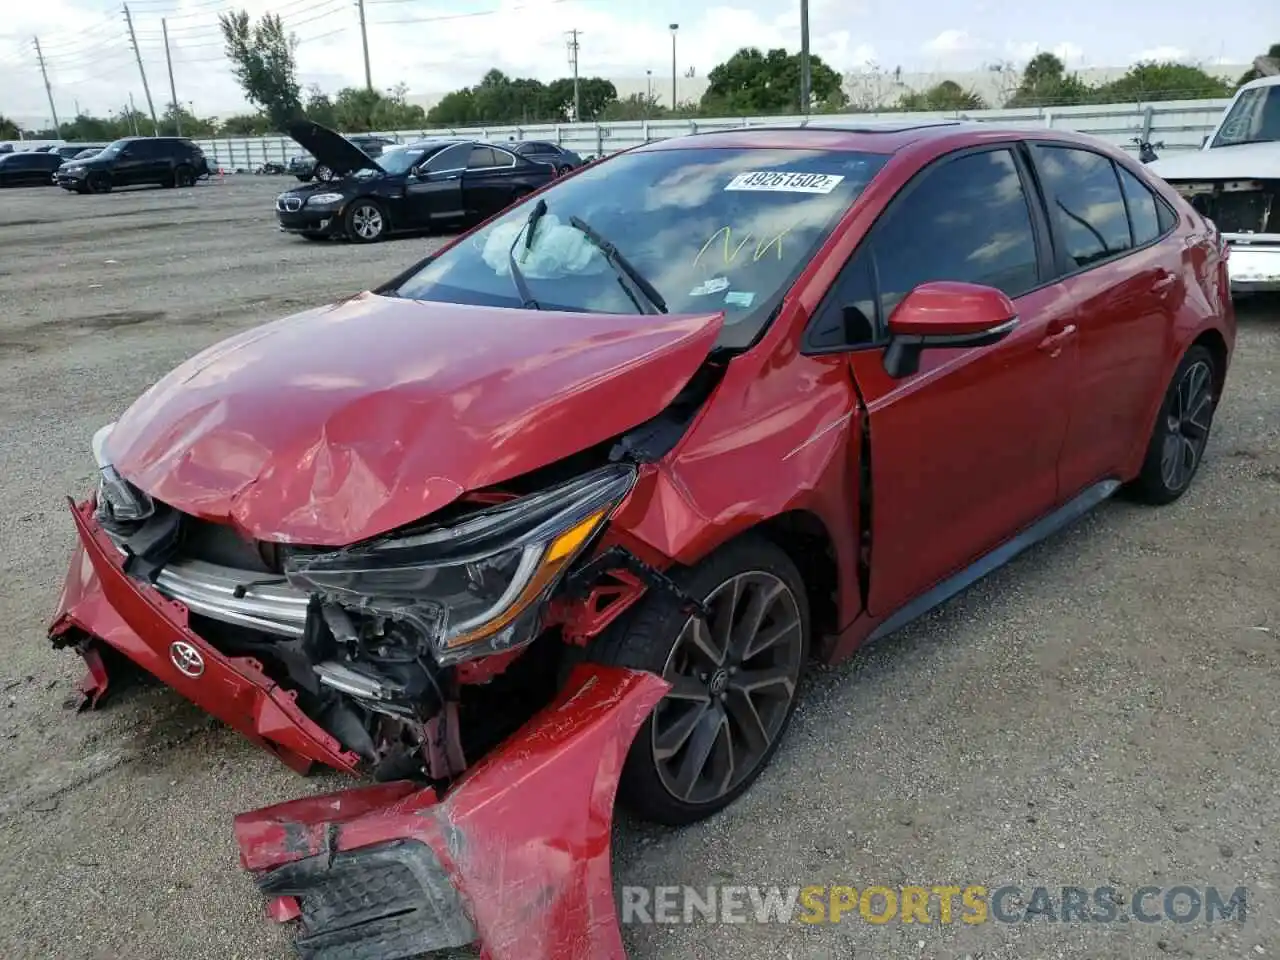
[1235,43,1280,87]
[701,47,847,115]
[158,103,218,137]
[219,113,273,135]
[1089,61,1234,103]
[303,85,338,128]
[1006,52,1091,107]
[896,80,987,111]
[601,92,666,120]
[427,89,477,126]
[0,115,19,139]
[219,10,302,131]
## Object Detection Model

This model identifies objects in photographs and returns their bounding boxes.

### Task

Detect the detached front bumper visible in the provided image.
[1226,237,1280,294]
[48,499,361,773]
[236,664,667,960]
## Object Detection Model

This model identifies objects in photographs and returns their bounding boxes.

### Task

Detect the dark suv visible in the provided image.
[55,136,210,193]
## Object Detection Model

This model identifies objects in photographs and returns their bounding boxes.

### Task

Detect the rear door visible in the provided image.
[806,145,1079,619]
[1027,143,1180,496]
[405,142,468,223]
[462,145,521,220]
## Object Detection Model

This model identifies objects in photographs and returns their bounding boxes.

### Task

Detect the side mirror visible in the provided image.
[882,281,1018,379]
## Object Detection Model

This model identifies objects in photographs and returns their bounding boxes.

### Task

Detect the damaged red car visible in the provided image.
[50,121,1235,960]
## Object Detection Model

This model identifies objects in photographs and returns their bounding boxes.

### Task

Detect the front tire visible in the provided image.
[173,164,195,187]
[87,172,112,194]
[344,200,387,242]
[587,535,809,825]
[1129,344,1219,505]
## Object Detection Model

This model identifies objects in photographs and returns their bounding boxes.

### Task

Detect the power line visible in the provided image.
[369,0,595,25]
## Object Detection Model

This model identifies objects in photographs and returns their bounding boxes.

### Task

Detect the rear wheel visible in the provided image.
[344,200,386,242]
[586,535,809,825]
[1129,344,1219,504]
[314,165,333,182]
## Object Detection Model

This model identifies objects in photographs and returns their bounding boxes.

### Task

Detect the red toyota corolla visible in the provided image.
[50,121,1234,959]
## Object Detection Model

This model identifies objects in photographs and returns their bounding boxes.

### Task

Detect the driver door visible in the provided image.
[405,143,468,226]
[807,145,1078,619]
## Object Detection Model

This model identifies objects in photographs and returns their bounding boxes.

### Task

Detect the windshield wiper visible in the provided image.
[507,198,547,310]
[568,215,668,315]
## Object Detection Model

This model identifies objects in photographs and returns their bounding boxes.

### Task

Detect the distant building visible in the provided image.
[405,63,1249,115]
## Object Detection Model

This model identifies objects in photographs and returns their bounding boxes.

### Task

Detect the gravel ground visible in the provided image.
[0,178,1277,960]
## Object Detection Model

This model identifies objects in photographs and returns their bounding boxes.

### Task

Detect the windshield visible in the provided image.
[393,146,888,349]
[100,139,130,157]
[1212,85,1280,147]
[370,146,422,176]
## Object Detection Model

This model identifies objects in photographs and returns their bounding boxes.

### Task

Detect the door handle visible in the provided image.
[1037,323,1077,355]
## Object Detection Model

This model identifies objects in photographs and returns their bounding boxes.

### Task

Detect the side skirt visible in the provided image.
[864,478,1121,645]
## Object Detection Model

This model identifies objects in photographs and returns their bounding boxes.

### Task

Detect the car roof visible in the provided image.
[632,120,1124,157]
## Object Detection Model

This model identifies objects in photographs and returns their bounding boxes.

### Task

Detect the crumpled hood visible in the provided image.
[107,292,723,544]
[1147,141,1280,181]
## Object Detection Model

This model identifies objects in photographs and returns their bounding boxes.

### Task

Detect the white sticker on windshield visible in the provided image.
[724,290,756,307]
[724,171,845,193]
[689,277,731,296]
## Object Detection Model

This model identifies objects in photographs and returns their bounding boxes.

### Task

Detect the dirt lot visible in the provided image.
[0,178,1277,960]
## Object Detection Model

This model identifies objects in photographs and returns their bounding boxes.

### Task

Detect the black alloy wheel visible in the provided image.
[1131,344,1219,504]
[173,164,195,187]
[87,172,112,194]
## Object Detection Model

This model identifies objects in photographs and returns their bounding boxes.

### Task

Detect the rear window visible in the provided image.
[394,146,889,349]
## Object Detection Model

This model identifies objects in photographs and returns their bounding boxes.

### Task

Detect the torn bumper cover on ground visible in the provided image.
[234,664,668,960]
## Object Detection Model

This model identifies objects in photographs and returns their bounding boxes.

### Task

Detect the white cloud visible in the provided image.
[923,29,985,55]
[1132,45,1192,63]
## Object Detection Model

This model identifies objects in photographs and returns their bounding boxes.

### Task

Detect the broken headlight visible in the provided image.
[91,422,155,523]
[284,463,637,666]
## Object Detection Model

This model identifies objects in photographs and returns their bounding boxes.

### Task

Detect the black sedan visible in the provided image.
[0,151,64,187]
[509,139,583,174]
[275,121,558,242]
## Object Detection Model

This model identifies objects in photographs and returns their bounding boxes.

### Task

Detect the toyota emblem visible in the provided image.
[169,640,205,678]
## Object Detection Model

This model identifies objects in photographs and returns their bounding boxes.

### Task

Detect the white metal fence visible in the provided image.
[5,98,1232,171]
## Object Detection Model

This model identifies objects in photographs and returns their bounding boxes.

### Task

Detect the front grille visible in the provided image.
[277,195,303,212]
[258,840,476,960]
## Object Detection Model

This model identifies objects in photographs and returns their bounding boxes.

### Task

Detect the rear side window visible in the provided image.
[467,146,500,169]
[1033,145,1131,269]
[871,148,1041,317]
[1116,165,1163,246]
[426,143,471,172]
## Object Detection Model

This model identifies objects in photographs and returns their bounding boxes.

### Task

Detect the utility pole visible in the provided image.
[566,29,581,121]
[122,4,159,134]
[356,0,372,91]
[128,94,139,135]
[799,0,811,114]
[161,19,181,134]
[32,37,61,135]
[669,23,679,110]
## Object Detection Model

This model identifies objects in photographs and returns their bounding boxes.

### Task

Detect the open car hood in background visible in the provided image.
[106,293,724,545]
[285,120,385,176]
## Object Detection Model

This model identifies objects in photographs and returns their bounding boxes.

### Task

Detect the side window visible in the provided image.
[873,148,1040,318]
[467,146,500,169]
[1116,165,1164,246]
[426,143,470,173]
[1033,145,1132,269]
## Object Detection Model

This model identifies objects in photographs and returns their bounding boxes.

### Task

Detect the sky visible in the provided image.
[0,0,1274,125]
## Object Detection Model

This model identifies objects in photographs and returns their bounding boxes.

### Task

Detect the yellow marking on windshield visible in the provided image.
[695,225,793,267]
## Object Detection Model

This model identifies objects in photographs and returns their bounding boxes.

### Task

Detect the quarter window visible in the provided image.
[1033,145,1132,269]
[1117,165,1163,246]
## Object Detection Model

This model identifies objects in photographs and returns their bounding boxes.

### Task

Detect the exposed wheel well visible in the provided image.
[1191,328,1228,397]
[755,510,839,641]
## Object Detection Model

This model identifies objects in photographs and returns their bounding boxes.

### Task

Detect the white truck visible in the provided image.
[1147,74,1280,296]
